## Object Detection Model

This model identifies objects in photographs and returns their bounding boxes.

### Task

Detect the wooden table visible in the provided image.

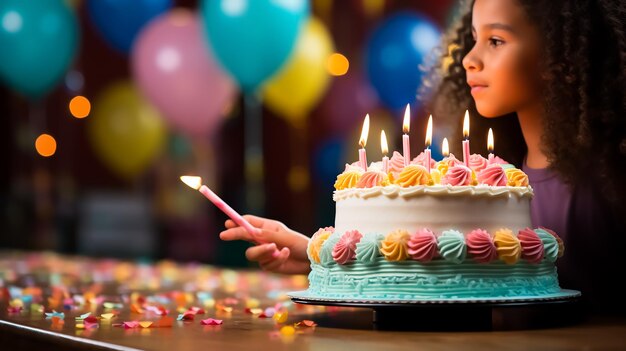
[1,252,625,350]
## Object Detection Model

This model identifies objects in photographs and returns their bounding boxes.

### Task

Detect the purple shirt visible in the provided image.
[522,162,572,241]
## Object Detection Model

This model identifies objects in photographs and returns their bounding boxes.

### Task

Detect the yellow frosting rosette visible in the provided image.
[430,168,442,185]
[396,165,433,187]
[493,228,521,264]
[505,168,529,187]
[334,170,362,190]
[436,161,449,176]
[307,228,332,263]
[380,229,410,261]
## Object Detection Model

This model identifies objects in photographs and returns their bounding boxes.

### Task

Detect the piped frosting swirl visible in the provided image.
[380,229,410,261]
[332,230,363,265]
[466,229,498,263]
[518,227,544,264]
[493,228,521,264]
[477,165,508,186]
[407,228,438,262]
[441,165,474,186]
[396,165,433,187]
[355,233,383,263]
[468,154,488,172]
[437,230,466,263]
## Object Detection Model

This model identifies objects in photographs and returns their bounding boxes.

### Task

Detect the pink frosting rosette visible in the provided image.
[488,155,508,165]
[518,228,544,264]
[388,151,405,178]
[407,228,438,262]
[441,165,473,186]
[332,230,363,265]
[411,151,437,169]
[355,171,389,188]
[466,229,498,263]
[477,165,507,186]
[468,154,488,172]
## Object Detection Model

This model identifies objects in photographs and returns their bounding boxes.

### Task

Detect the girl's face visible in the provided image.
[463,0,543,117]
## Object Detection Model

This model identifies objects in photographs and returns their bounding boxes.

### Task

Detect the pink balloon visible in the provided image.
[318,71,380,134]
[132,10,236,138]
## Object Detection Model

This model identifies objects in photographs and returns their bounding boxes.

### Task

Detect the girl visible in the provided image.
[220,0,626,313]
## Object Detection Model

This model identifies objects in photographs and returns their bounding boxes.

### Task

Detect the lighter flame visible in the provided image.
[402,104,411,133]
[359,114,370,148]
[442,138,449,157]
[425,115,433,147]
[180,176,202,190]
[381,130,388,155]
[463,110,470,139]
[487,128,494,152]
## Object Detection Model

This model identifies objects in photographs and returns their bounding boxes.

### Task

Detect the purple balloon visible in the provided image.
[132,10,236,138]
[318,71,379,135]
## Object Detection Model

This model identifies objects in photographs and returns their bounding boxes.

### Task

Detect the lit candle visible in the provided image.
[359,114,370,171]
[180,176,262,240]
[402,104,411,166]
[462,110,470,167]
[424,115,433,173]
[487,128,494,162]
[442,138,450,157]
[381,130,389,173]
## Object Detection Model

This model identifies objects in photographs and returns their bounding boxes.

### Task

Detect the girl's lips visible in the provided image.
[470,85,487,94]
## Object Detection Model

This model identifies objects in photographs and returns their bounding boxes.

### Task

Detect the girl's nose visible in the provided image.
[462,47,483,72]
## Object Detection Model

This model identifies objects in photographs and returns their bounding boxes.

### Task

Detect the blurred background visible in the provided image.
[0,0,461,267]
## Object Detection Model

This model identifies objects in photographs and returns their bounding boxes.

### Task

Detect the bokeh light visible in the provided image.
[327,53,349,76]
[35,134,57,157]
[69,95,91,118]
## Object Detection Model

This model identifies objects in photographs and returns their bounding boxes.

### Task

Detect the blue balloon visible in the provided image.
[0,0,79,99]
[313,138,345,187]
[365,13,441,109]
[87,0,172,53]
[201,0,309,92]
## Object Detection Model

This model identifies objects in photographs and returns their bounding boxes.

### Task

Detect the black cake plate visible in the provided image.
[289,289,583,331]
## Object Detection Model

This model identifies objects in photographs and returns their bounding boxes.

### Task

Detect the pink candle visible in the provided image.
[402,104,411,166]
[425,115,433,173]
[487,128,495,163]
[462,110,470,167]
[381,130,389,173]
[180,176,264,242]
[359,114,370,171]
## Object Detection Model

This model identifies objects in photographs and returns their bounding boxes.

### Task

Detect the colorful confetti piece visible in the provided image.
[200,318,223,326]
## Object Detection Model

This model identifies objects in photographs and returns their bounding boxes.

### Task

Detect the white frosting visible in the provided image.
[334,185,533,236]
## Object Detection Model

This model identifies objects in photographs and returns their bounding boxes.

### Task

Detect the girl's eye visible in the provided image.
[489,38,505,47]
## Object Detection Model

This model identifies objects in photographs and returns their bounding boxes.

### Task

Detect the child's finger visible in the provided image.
[219,227,256,242]
[245,243,278,262]
[260,247,290,272]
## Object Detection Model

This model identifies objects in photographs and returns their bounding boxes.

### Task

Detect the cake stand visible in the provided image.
[289,289,583,331]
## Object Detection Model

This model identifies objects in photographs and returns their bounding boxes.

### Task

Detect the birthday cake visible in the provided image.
[303,151,566,301]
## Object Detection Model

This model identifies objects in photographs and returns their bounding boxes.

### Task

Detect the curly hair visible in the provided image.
[422,0,626,210]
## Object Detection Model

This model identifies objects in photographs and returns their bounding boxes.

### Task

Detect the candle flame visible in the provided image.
[463,110,470,139]
[402,104,411,133]
[180,176,202,190]
[359,114,370,147]
[487,128,494,152]
[442,138,449,157]
[425,115,433,147]
[381,130,388,155]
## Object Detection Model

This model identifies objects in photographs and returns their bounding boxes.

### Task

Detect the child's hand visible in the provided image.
[220,215,311,274]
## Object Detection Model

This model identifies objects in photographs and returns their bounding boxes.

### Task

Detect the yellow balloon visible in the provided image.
[263,17,334,124]
[88,81,167,179]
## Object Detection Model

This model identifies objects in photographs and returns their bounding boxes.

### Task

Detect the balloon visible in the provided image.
[0,0,79,99]
[88,81,167,179]
[313,137,345,187]
[132,10,236,138]
[365,12,441,109]
[200,0,309,92]
[86,0,172,53]
[318,71,380,134]
[262,17,333,124]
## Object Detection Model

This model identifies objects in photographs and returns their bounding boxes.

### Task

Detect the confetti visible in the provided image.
[100,313,115,320]
[139,321,153,328]
[153,316,174,328]
[45,311,65,319]
[7,306,22,314]
[263,307,276,318]
[200,318,223,326]
[295,320,317,327]
[177,311,195,321]
[280,325,295,336]
[273,311,288,324]
[130,303,144,314]
[51,316,65,326]
[122,321,140,329]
